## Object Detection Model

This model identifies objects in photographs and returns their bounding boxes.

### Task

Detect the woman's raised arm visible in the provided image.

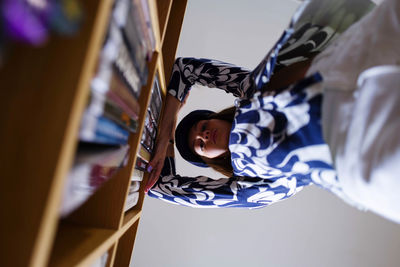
[147,156,303,208]
[168,57,253,100]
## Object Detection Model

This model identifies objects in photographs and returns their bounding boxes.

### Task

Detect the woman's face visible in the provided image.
[188,119,232,159]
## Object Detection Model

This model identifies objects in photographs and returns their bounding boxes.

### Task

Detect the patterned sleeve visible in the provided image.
[251,0,375,91]
[147,157,301,208]
[167,57,254,101]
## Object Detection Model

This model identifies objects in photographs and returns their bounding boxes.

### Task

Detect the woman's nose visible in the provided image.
[200,130,210,140]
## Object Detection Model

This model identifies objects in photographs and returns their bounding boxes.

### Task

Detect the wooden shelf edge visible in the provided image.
[122,209,142,231]
[162,0,188,81]
[157,53,167,95]
[156,0,174,46]
[114,221,141,267]
[49,223,118,267]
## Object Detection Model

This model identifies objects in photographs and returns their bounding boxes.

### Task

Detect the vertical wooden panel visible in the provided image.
[0,0,113,266]
[113,221,140,267]
[162,0,188,81]
[48,223,117,267]
[156,0,174,44]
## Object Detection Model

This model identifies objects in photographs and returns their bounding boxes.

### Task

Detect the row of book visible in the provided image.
[137,75,162,162]
[123,75,163,212]
[124,169,144,212]
[80,0,156,146]
[60,0,157,217]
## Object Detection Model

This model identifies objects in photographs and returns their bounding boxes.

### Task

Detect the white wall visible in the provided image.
[132,1,400,266]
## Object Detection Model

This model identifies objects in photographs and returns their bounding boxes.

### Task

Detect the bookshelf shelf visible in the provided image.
[49,223,116,267]
[123,206,142,228]
[0,0,187,266]
[114,221,141,267]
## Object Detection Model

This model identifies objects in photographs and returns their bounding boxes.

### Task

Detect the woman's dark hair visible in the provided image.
[203,106,236,177]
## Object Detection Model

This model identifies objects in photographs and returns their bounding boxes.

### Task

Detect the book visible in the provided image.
[135,155,148,172]
[120,1,149,83]
[129,181,141,193]
[138,144,151,162]
[148,76,163,125]
[92,21,142,112]
[108,68,140,118]
[124,191,139,212]
[131,168,144,182]
[87,22,142,143]
[80,114,130,145]
[83,90,138,133]
[144,110,156,139]
[152,76,163,115]
[112,0,130,28]
[131,0,156,60]
[61,143,130,217]
[113,34,143,99]
[140,125,154,153]
[139,0,156,52]
[102,96,138,133]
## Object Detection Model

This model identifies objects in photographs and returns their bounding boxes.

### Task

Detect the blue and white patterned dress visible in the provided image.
[148,0,375,208]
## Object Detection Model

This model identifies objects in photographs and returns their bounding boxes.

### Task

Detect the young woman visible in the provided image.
[145,0,400,223]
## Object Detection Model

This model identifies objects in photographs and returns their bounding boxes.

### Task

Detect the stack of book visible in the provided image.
[80,0,156,145]
[61,143,130,217]
[135,75,162,165]
[124,75,163,212]
[124,179,141,212]
[61,0,156,217]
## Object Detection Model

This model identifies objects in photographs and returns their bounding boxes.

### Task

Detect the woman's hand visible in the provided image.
[144,137,170,193]
[144,95,182,193]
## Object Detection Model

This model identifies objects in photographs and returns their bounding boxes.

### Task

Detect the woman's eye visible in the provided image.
[201,122,207,132]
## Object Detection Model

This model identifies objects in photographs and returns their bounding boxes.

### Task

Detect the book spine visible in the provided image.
[138,145,151,162]
[131,168,144,181]
[132,0,155,60]
[120,2,149,83]
[124,191,139,212]
[95,116,130,144]
[80,115,130,145]
[108,68,141,116]
[153,76,163,115]
[144,110,156,139]
[129,180,141,193]
[113,36,143,98]
[139,0,156,52]
[135,155,148,172]
[62,144,130,217]
[103,98,138,132]
[106,90,139,120]
[140,125,154,153]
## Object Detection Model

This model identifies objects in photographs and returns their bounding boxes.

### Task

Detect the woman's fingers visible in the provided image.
[144,137,170,193]
[144,159,163,193]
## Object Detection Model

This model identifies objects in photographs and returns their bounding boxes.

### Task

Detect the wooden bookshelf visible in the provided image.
[0,0,187,266]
